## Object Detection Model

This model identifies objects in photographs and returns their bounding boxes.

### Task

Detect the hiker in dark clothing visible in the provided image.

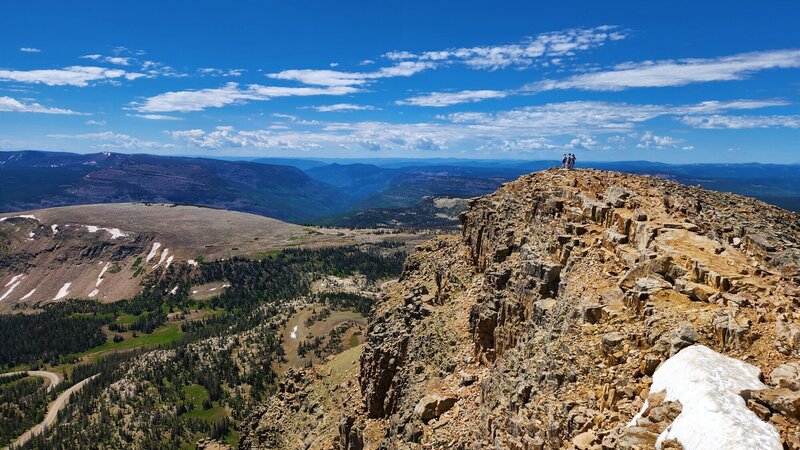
[562,154,568,169]
[569,153,576,169]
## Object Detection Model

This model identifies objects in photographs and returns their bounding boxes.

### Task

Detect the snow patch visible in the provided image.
[5,274,23,287]
[187,259,198,267]
[290,325,298,339]
[632,345,781,450]
[53,282,72,300]
[20,289,35,301]
[85,225,128,239]
[0,214,38,222]
[0,275,23,301]
[51,224,58,235]
[169,286,178,295]
[153,248,169,269]
[165,255,174,269]
[88,289,99,298]
[95,262,110,287]
[145,242,162,263]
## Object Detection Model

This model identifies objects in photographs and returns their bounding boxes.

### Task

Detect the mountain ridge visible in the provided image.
[242,168,800,449]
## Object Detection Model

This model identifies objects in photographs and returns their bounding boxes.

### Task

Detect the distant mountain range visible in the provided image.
[3,151,800,224]
[0,151,348,222]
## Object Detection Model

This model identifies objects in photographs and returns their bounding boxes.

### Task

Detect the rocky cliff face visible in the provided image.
[245,169,800,449]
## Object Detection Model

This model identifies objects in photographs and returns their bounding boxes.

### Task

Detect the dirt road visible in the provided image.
[0,370,61,392]
[8,374,98,449]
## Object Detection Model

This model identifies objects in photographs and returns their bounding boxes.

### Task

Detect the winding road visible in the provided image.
[1,372,98,449]
[0,370,61,392]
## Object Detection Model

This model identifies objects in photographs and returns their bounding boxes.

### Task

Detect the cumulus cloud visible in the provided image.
[165,98,773,153]
[312,103,378,112]
[679,114,800,129]
[0,66,144,87]
[85,119,106,125]
[529,49,800,92]
[397,90,508,107]
[569,135,598,150]
[134,82,359,113]
[636,131,677,149]
[0,96,84,115]
[20,47,41,53]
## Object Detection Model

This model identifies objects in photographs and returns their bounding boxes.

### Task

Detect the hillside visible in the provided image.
[242,169,800,449]
[0,151,350,222]
[0,203,418,311]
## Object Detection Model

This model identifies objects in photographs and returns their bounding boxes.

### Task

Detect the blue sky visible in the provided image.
[1,0,799,162]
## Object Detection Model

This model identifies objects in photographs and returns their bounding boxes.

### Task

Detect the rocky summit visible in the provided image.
[241,169,800,450]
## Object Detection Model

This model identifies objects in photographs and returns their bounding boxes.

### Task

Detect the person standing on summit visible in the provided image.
[562,154,568,169]
[570,153,576,169]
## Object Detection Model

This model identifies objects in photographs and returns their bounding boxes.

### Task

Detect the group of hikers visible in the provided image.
[562,153,577,169]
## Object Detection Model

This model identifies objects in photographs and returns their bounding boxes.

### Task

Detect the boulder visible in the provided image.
[770,362,800,390]
[748,388,800,419]
[414,393,457,422]
[572,431,598,449]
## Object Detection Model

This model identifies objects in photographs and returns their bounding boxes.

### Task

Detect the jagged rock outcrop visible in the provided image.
[246,169,800,449]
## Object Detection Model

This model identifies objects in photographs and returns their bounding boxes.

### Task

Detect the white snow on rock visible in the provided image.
[290,325,298,339]
[54,282,72,301]
[28,231,35,239]
[20,289,36,301]
[5,274,23,287]
[97,262,110,286]
[88,289,100,298]
[187,259,198,267]
[85,225,128,239]
[169,286,178,295]
[153,248,169,269]
[0,275,24,301]
[165,255,174,269]
[633,344,782,450]
[145,242,162,263]
[51,224,58,235]
[0,215,38,222]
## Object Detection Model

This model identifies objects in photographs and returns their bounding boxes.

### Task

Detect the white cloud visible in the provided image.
[385,26,625,70]
[47,131,168,149]
[680,114,800,129]
[80,54,133,66]
[397,89,508,107]
[267,61,434,87]
[128,114,184,121]
[198,67,244,77]
[134,82,358,113]
[530,49,800,91]
[0,66,144,87]
[636,131,678,149]
[443,99,788,134]
[20,47,41,53]
[85,119,106,126]
[569,135,598,150]
[0,96,84,115]
[359,59,375,65]
[312,103,378,112]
